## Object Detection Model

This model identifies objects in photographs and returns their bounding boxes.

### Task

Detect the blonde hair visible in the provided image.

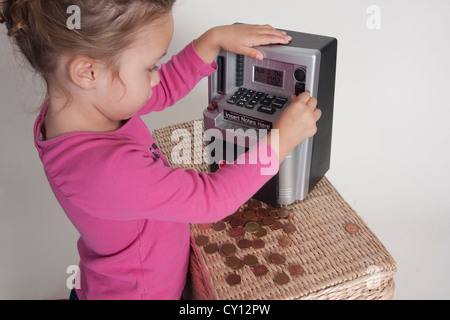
[0,0,176,85]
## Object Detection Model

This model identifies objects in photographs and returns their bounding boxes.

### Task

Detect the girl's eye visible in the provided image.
[149,66,159,73]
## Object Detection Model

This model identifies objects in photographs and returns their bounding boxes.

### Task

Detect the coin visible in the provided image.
[198,223,211,231]
[229,227,245,238]
[269,253,286,265]
[253,264,269,277]
[237,239,252,249]
[195,235,209,247]
[277,208,290,219]
[249,199,263,209]
[270,220,283,231]
[232,210,243,218]
[283,223,297,234]
[254,226,268,238]
[262,217,276,226]
[345,223,359,234]
[243,210,257,221]
[245,221,260,234]
[204,243,219,254]
[274,272,290,285]
[252,239,265,250]
[230,217,246,228]
[268,210,278,218]
[221,244,237,257]
[278,236,292,247]
[225,256,242,269]
[255,208,269,218]
[289,265,304,276]
[212,221,226,232]
[243,255,258,267]
[226,273,241,286]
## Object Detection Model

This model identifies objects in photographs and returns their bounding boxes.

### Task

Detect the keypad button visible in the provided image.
[227,99,237,105]
[272,102,284,109]
[275,97,288,104]
[258,106,277,115]
[236,88,247,95]
[237,101,246,107]
[260,99,273,106]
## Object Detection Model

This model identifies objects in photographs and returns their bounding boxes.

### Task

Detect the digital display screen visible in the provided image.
[253,66,284,88]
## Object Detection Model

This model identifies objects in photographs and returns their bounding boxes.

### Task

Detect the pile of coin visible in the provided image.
[194,199,306,288]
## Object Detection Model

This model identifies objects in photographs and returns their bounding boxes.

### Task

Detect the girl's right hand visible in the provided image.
[266,92,322,162]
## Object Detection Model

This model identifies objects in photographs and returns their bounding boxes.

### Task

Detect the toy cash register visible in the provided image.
[204,26,338,206]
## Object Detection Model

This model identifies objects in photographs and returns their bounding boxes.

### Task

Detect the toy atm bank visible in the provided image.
[204,26,337,206]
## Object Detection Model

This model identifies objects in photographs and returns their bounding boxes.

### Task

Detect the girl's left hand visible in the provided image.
[194,24,292,65]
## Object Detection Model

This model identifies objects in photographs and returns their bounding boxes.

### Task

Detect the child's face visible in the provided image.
[96,12,174,121]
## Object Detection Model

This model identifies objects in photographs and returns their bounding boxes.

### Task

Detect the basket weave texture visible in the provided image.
[153,120,397,300]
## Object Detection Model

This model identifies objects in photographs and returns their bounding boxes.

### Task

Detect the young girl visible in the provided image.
[1,0,321,300]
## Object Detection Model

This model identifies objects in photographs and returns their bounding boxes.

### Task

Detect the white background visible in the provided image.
[1,0,449,299]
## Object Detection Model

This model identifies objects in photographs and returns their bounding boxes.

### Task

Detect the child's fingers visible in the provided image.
[239,47,264,60]
[253,31,292,46]
[313,108,322,121]
[306,97,318,109]
[293,92,312,104]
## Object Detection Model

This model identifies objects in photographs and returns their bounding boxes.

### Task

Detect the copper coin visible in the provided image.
[232,210,243,218]
[245,221,260,234]
[226,273,241,286]
[252,239,265,249]
[198,223,211,231]
[269,210,278,218]
[229,227,246,238]
[278,236,292,247]
[212,221,226,231]
[270,253,286,265]
[237,239,252,249]
[254,226,268,238]
[289,265,304,276]
[249,199,263,209]
[255,207,269,218]
[274,272,290,285]
[225,256,242,269]
[204,243,219,254]
[221,244,237,257]
[195,235,209,247]
[277,208,290,219]
[222,215,233,222]
[230,217,246,228]
[283,223,297,234]
[253,264,269,277]
[262,217,276,226]
[243,210,257,221]
[270,220,283,231]
[345,223,359,234]
[243,255,258,267]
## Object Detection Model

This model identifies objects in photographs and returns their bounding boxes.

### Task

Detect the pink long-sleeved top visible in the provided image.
[34,42,280,300]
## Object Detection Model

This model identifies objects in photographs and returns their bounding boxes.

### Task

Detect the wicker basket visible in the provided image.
[153,120,397,300]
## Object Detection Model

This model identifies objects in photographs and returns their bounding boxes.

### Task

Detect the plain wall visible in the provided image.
[1,0,449,299]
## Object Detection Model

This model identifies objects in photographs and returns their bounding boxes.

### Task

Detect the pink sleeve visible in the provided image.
[66,140,279,224]
[138,41,218,115]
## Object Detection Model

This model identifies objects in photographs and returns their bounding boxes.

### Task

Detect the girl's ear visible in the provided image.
[68,56,100,90]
